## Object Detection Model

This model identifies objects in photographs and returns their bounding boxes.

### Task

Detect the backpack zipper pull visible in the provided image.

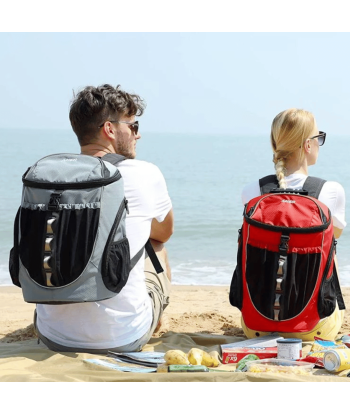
[124,198,129,214]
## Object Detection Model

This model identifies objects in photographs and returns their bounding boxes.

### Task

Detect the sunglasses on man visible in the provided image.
[98,120,139,135]
[309,131,326,146]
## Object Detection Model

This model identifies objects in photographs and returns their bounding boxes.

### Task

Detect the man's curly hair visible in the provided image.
[69,84,146,145]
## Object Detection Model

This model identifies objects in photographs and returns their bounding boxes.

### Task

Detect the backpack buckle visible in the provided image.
[48,192,62,211]
[279,235,290,255]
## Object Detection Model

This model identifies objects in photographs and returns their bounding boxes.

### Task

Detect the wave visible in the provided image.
[1,261,350,287]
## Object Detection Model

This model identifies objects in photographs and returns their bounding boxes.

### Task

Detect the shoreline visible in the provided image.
[1,285,350,343]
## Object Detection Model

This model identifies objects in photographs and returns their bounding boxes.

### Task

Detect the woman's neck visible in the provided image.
[284,157,308,176]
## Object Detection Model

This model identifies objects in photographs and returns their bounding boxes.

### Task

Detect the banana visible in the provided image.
[188,348,220,367]
[164,349,190,365]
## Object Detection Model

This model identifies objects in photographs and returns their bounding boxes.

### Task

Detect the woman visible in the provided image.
[241,108,346,340]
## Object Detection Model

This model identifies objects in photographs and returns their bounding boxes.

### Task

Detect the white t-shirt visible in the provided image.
[36,159,172,349]
[242,173,346,230]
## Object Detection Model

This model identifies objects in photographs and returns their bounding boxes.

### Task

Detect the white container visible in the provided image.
[277,338,302,360]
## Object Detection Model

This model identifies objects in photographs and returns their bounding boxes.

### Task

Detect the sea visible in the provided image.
[1,128,350,287]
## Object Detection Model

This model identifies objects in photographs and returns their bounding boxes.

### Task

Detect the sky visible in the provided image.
[1,2,350,138]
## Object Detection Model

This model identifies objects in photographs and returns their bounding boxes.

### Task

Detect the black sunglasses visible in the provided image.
[98,120,139,135]
[309,131,326,146]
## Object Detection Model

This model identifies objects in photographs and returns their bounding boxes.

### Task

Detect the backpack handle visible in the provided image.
[270,188,309,195]
[259,175,326,199]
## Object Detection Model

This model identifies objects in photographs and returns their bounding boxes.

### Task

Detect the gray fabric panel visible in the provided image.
[90,178,126,269]
[19,261,116,303]
[102,159,121,176]
[22,202,101,210]
[25,153,118,183]
[22,187,102,210]
[113,209,127,242]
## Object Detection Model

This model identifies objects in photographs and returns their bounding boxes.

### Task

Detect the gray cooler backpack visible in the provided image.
[9,153,163,304]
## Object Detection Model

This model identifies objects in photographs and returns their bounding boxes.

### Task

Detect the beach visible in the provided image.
[1,285,350,343]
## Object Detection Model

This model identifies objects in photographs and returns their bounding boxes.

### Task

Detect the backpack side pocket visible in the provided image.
[9,208,21,287]
[318,268,337,319]
[317,240,344,319]
[229,229,243,310]
[102,237,131,293]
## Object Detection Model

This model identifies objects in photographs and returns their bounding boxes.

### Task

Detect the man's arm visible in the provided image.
[334,227,343,239]
[150,209,174,243]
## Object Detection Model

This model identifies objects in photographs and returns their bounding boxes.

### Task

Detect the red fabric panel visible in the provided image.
[251,194,325,227]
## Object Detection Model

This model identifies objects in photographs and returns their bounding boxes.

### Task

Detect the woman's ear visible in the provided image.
[303,138,312,154]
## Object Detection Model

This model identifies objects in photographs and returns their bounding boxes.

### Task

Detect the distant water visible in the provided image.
[1,128,350,287]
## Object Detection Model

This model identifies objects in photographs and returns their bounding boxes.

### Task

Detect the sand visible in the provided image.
[1,285,350,344]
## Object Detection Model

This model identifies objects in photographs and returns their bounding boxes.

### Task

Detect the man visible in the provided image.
[34,84,173,353]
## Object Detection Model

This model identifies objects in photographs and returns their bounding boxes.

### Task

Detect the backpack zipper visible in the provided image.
[22,170,121,189]
[244,193,331,233]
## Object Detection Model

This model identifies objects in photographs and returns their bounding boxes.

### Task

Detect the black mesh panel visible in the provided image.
[19,207,99,287]
[246,245,279,319]
[246,244,321,320]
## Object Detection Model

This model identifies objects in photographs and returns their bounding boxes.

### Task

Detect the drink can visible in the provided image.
[323,349,350,372]
[277,338,302,360]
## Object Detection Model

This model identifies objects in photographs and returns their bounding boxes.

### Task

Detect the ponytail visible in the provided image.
[274,158,287,189]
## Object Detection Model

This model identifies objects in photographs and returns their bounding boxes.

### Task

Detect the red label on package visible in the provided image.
[222,347,278,364]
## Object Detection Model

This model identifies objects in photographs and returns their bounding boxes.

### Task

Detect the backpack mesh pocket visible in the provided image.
[102,237,131,293]
[19,207,99,287]
[246,245,321,320]
[229,234,243,310]
[318,269,337,318]
[9,208,21,287]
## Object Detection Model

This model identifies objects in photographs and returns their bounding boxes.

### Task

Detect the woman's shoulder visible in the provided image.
[321,180,346,199]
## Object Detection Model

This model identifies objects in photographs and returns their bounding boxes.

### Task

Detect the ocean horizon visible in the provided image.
[1,128,350,287]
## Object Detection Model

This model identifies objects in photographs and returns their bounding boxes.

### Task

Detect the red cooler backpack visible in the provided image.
[229,175,346,334]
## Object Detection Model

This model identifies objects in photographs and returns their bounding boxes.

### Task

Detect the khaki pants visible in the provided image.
[34,254,171,354]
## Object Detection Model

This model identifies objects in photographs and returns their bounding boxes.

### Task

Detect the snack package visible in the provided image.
[300,351,326,368]
[310,337,348,352]
[300,336,349,368]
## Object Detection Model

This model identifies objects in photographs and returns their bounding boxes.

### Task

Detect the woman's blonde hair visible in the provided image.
[270,108,315,189]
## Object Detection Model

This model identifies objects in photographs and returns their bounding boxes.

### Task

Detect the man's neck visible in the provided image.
[80,143,115,158]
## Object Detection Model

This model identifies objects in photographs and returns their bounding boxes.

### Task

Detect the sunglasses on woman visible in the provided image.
[309,131,326,146]
[98,120,139,135]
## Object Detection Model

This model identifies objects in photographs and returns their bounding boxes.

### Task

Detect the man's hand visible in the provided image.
[150,209,174,243]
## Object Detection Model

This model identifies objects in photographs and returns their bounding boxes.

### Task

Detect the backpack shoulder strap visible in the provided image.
[145,240,164,274]
[101,153,126,166]
[259,175,279,195]
[303,176,326,199]
[128,240,164,274]
[102,153,164,274]
[259,175,326,199]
